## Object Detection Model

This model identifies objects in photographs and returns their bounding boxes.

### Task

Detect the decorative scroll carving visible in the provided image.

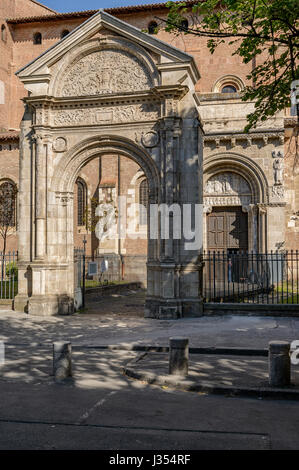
[60,49,152,97]
[53,103,159,126]
[272,185,284,199]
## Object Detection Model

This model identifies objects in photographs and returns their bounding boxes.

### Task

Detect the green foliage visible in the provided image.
[165,0,299,130]
[5,262,18,280]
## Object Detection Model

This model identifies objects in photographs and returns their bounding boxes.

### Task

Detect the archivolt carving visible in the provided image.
[51,136,160,199]
[59,49,152,97]
[203,152,269,204]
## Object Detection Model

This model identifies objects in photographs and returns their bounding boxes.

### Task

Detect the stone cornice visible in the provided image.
[204,130,284,147]
[151,85,189,101]
[24,90,171,109]
[157,62,200,85]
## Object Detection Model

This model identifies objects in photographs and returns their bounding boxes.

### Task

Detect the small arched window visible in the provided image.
[1,25,7,42]
[76,178,86,227]
[180,18,189,30]
[139,179,148,225]
[33,32,42,45]
[0,181,17,227]
[221,85,237,93]
[148,21,158,34]
[61,30,69,39]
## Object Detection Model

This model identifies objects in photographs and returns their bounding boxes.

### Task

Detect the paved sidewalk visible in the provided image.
[1,297,299,349]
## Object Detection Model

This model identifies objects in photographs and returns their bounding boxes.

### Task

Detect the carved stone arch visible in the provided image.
[203,152,269,204]
[16,10,202,318]
[51,135,160,201]
[129,168,145,188]
[50,36,160,97]
[212,75,245,93]
[0,175,18,188]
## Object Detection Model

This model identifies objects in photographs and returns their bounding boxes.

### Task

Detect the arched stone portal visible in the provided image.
[203,153,270,252]
[14,10,203,318]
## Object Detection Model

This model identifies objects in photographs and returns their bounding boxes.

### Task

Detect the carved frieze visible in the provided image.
[204,195,251,206]
[53,103,160,126]
[59,49,152,97]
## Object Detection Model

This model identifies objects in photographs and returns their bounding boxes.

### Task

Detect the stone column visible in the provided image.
[18,105,33,263]
[257,204,267,252]
[34,133,47,260]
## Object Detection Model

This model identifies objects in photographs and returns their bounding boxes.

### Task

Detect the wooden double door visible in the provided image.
[207,206,248,252]
[207,207,248,282]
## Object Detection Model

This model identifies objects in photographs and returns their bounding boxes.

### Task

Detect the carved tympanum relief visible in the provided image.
[204,172,252,206]
[59,49,152,97]
[205,172,251,195]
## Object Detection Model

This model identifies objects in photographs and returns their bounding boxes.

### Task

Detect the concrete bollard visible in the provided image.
[169,337,189,377]
[53,342,72,381]
[268,341,290,387]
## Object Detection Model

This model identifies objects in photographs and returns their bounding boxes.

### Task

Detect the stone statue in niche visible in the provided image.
[273,157,283,185]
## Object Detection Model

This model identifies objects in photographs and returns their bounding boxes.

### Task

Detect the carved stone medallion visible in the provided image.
[141,131,160,148]
[53,137,67,152]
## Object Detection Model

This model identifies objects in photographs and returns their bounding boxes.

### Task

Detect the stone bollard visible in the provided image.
[53,342,72,381]
[169,337,189,377]
[268,341,290,387]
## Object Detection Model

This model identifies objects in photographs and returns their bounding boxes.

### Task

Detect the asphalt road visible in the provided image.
[0,364,299,450]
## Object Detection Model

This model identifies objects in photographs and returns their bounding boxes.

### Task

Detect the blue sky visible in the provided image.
[40,0,156,13]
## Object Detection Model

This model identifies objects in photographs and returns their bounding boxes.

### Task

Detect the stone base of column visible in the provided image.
[145,298,203,319]
[15,294,74,316]
[13,294,29,313]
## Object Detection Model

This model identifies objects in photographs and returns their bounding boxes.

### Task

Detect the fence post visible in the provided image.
[169,337,189,377]
[53,342,72,381]
[268,341,290,387]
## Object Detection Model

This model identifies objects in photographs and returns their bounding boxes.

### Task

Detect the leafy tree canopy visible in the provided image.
[164,0,299,131]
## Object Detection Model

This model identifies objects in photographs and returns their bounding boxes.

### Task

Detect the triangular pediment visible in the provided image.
[16,9,199,84]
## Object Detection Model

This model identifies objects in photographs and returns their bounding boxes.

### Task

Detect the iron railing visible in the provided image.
[0,251,18,300]
[203,250,299,304]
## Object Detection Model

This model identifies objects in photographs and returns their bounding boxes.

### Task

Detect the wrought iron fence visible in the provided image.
[0,251,18,300]
[203,250,299,304]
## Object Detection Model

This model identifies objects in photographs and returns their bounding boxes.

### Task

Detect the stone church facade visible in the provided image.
[0,0,298,316]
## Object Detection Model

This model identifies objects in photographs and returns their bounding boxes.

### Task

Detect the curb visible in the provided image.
[123,367,299,401]
[3,343,268,356]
